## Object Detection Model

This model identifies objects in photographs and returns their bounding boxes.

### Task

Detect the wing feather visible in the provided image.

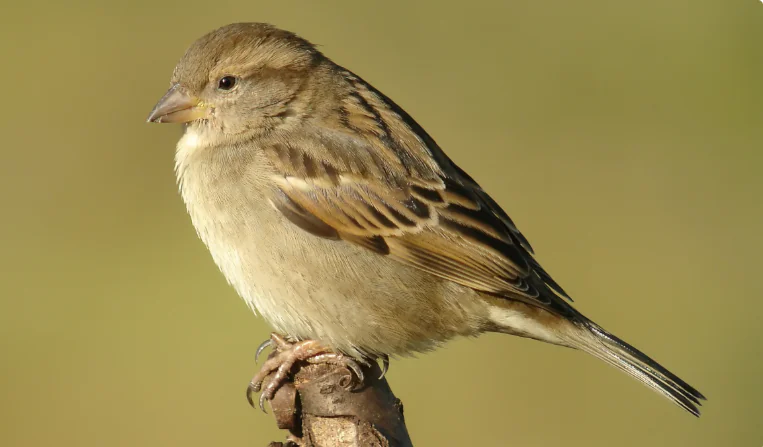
[264,69,573,315]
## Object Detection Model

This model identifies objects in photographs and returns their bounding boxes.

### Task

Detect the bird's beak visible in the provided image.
[146,84,210,123]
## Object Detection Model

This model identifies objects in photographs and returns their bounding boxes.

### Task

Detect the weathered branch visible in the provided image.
[263,361,413,447]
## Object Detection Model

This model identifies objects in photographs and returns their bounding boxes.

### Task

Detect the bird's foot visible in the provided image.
[247,333,365,412]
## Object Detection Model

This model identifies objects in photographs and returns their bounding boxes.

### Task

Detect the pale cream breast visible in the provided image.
[173,132,490,358]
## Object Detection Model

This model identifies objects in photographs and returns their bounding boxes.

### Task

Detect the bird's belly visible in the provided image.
[190,195,486,358]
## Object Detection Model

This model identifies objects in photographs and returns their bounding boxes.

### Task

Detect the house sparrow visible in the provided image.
[147,23,705,416]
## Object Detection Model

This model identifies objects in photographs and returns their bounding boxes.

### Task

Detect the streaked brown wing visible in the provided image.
[265,69,572,314]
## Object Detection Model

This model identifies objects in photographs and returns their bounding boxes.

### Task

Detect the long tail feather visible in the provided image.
[567,320,706,416]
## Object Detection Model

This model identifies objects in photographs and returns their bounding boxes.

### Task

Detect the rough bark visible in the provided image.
[263,361,413,447]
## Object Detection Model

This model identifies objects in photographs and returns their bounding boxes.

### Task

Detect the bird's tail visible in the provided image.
[563,318,706,416]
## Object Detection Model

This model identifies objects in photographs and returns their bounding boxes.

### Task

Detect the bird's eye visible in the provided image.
[217,76,237,91]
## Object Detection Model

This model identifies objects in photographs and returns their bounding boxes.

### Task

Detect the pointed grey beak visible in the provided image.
[147,84,210,123]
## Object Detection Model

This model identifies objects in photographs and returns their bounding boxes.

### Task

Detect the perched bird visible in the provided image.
[147,23,705,416]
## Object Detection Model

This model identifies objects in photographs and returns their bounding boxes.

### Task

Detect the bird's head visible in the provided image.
[147,23,323,146]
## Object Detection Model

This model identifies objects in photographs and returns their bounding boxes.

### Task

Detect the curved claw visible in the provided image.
[342,358,364,386]
[258,391,269,413]
[246,383,257,408]
[379,355,390,380]
[247,379,270,413]
[255,339,273,363]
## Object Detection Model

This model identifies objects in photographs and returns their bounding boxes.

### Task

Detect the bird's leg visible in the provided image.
[247,333,365,411]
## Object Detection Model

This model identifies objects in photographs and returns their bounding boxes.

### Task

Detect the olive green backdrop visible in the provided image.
[1,1,761,446]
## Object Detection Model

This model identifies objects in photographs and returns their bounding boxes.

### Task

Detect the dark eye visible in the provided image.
[217,76,237,91]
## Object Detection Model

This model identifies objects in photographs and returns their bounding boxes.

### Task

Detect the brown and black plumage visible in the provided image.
[147,23,705,416]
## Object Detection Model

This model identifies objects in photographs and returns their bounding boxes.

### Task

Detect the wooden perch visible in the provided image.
[263,361,413,447]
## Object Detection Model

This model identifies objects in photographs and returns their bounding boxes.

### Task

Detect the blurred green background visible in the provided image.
[1,1,761,446]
